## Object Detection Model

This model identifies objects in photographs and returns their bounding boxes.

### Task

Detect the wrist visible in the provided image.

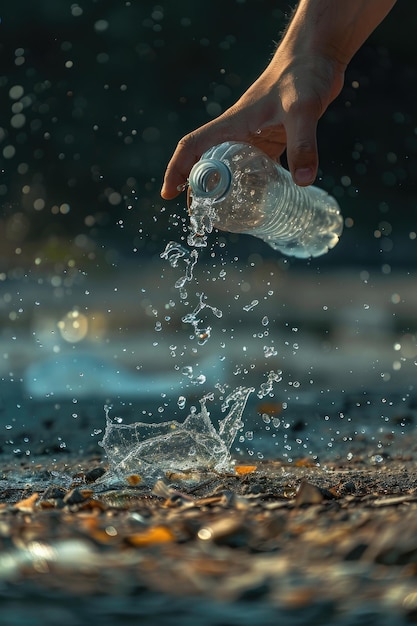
[277,0,396,70]
[277,6,350,72]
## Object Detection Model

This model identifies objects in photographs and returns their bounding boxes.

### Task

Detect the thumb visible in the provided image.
[161,121,231,200]
[285,114,319,186]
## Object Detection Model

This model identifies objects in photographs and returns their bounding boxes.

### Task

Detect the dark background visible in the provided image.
[0,0,416,270]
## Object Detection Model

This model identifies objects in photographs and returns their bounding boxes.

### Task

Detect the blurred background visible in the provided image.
[1,0,417,455]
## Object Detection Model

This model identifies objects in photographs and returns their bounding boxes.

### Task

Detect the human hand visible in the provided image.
[161,52,345,200]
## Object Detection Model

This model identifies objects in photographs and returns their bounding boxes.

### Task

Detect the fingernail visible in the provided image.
[294,167,314,185]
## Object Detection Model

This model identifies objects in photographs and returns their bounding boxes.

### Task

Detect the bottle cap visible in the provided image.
[188,159,231,201]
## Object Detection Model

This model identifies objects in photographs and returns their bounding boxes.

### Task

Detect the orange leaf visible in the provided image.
[235,465,257,475]
[126,474,142,486]
[13,493,39,511]
[127,526,175,547]
[294,458,316,467]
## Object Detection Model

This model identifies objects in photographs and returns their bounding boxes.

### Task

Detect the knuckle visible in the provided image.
[293,140,315,154]
[177,132,197,151]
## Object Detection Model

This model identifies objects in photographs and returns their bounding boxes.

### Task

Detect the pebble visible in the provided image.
[295,480,324,506]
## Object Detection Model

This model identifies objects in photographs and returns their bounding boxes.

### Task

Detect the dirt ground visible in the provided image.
[1,453,417,626]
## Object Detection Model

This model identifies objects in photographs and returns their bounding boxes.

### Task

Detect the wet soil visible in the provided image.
[1,453,417,625]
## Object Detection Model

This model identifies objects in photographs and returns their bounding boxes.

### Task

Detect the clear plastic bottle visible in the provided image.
[187,141,343,258]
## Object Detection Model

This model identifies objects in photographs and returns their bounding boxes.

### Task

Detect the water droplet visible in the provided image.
[257,370,282,398]
[263,345,277,358]
[243,299,259,312]
[192,374,206,385]
[182,365,193,378]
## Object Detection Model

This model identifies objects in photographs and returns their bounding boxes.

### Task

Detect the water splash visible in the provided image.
[100,387,253,483]
[124,200,283,481]
[257,370,283,399]
[187,197,218,248]
[218,386,255,449]
[160,241,198,298]
[181,292,223,345]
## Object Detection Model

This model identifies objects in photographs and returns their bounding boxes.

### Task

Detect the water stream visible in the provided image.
[100,204,281,482]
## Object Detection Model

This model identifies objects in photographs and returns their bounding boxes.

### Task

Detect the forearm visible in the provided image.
[278,0,397,70]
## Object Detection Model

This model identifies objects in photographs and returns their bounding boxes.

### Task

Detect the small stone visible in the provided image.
[295,481,324,506]
[63,488,92,505]
[41,485,67,500]
[341,481,356,495]
[197,515,249,547]
[84,467,106,483]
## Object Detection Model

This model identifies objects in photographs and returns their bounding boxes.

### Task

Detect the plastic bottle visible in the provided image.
[187,141,343,258]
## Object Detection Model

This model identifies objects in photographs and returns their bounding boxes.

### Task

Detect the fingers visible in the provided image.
[161,126,283,199]
[161,134,201,200]
[284,109,319,186]
[161,110,251,199]
[161,99,320,197]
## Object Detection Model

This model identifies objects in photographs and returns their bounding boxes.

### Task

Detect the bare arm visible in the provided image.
[161,0,396,200]
[284,0,396,68]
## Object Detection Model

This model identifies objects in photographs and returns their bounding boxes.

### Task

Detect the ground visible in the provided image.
[1,453,417,626]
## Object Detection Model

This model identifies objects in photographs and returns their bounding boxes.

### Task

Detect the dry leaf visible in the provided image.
[235,465,257,476]
[13,492,39,511]
[126,526,175,547]
[126,474,142,486]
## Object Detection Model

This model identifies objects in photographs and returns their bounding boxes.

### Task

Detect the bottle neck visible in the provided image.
[188,159,231,200]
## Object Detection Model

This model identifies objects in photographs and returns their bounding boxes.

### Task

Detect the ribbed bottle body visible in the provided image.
[188,142,343,258]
